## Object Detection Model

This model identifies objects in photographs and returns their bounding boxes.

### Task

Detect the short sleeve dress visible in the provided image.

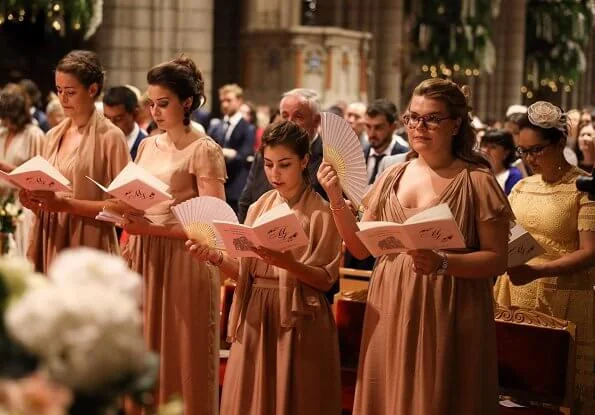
[124,133,226,415]
[354,161,513,415]
[494,166,595,413]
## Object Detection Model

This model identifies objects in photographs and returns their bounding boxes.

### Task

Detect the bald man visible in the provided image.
[345,101,367,143]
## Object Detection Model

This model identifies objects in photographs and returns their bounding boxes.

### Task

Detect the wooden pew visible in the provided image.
[495,305,576,415]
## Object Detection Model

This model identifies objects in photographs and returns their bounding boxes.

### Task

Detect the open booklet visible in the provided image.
[0,156,71,192]
[86,162,172,211]
[356,203,466,257]
[213,202,308,258]
[508,224,544,267]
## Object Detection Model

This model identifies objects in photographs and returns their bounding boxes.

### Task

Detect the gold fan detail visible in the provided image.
[171,196,238,248]
[320,112,367,208]
[323,145,347,180]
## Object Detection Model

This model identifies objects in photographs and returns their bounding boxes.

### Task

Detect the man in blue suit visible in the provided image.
[208,84,255,213]
[103,86,147,161]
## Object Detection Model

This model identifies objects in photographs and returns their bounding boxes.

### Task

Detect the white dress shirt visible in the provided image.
[126,122,141,150]
[367,137,398,182]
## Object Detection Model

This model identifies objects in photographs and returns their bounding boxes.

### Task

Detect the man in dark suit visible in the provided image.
[103,86,147,161]
[363,99,409,184]
[208,84,255,213]
[238,88,326,223]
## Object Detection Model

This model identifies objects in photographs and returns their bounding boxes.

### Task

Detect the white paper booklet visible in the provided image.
[86,162,172,211]
[508,224,545,267]
[0,156,71,192]
[356,203,466,257]
[94,208,152,225]
[213,202,308,258]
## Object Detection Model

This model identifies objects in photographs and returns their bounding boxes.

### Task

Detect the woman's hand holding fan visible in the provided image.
[171,196,238,250]
[319,112,368,209]
[317,162,345,206]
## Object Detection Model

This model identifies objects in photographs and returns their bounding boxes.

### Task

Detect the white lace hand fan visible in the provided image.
[320,112,368,208]
[171,196,238,248]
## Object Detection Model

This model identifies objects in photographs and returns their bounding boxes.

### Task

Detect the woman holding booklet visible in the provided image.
[187,120,342,414]
[318,78,513,414]
[116,56,226,415]
[494,101,595,413]
[0,84,45,255]
[20,50,130,272]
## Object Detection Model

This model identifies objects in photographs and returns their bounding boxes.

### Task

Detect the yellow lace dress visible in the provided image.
[494,166,595,414]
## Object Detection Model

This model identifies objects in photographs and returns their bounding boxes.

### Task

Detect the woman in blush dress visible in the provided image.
[188,120,342,415]
[118,55,227,415]
[318,78,513,415]
[21,50,130,272]
[0,84,45,255]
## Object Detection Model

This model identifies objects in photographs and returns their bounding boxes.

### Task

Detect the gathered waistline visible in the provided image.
[252,276,279,289]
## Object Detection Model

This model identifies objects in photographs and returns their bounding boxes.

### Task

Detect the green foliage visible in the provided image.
[404,0,498,74]
[0,0,98,37]
[524,0,593,92]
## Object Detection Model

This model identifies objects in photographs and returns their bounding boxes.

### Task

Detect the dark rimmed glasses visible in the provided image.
[402,113,453,131]
[515,143,552,158]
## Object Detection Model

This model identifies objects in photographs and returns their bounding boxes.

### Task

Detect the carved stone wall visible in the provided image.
[95,0,214,109]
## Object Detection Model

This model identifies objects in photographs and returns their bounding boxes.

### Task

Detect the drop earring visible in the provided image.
[183,108,190,126]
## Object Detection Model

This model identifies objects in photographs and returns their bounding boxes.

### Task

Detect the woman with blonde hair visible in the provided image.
[319,78,512,414]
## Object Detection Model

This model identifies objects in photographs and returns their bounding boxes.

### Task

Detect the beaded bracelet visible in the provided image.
[208,250,224,267]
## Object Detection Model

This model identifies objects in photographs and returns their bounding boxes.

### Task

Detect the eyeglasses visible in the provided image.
[402,113,452,131]
[515,143,551,158]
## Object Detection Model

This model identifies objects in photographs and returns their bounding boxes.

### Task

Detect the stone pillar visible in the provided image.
[96,0,214,109]
[374,0,404,106]
[501,0,526,112]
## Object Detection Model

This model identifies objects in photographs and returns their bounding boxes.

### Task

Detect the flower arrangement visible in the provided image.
[0,192,22,236]
[0,248,168,415]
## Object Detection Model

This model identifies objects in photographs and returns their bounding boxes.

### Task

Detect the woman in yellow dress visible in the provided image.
[494,101,595,414]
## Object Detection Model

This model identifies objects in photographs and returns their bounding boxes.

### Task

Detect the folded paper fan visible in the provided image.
[171,196,238,248]
[320,112,368,208]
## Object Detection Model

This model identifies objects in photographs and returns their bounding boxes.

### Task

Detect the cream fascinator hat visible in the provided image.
[527,101,568,134]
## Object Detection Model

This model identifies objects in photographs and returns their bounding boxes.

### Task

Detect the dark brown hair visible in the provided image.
[366,99,398,124]
[147,54,205,112]
[407,78,490,168]
[0,83,32,131]
[480,128,517,168]
[260,120,310,182]
[56,50,104,98]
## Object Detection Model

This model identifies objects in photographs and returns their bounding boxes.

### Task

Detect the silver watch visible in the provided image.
[436,251,448,275]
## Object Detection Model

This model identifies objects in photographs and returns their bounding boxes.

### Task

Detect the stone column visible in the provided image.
[498,0,526,116]
[96,0,214,109]
[374,0,404,106]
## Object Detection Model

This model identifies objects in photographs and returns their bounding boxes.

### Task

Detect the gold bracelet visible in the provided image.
[330,201,347,211]
[208,250,224,267]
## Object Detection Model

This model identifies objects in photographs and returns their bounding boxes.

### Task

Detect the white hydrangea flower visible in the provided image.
[5,284,146,393]
[0,256,45,304]
[48,248,141,303]
[4,203,20,217]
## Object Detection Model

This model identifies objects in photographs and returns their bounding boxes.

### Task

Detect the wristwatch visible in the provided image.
[436,251,448,275]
